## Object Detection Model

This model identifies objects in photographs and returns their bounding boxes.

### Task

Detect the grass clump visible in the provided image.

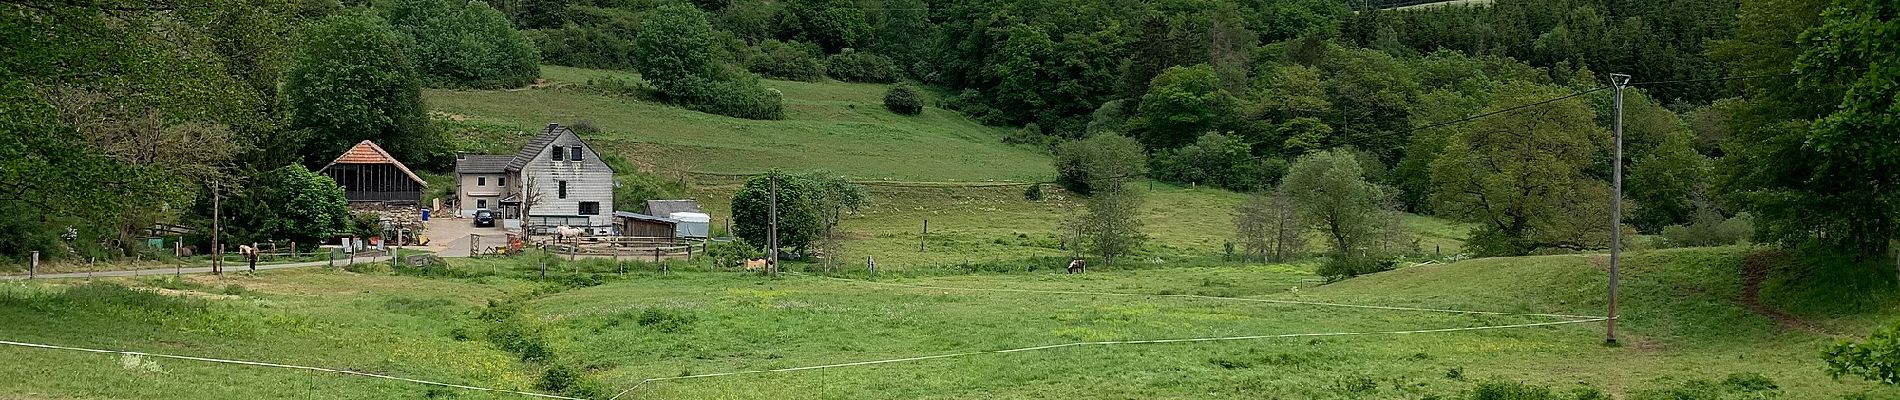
[1468,381,1607,400]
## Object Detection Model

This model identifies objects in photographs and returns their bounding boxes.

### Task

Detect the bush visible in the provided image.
[1629,373,1780,399]
[634,308,696,332]
[883,84,923,115]
[1659,213,1753,248]
[1316,256,1394,282]
[749,40,826,82]
[825,48,901,83]
[677,72,783,120]
[537,363,606,398]
[530,25,636,70]
[569,119,601,134]
[1468,380,1607,400]
[706,238,763,268]
[1023,184,1044,201]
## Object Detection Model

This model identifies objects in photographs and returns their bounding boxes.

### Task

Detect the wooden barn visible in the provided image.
[320,140,427,204]
[613,211,678,239]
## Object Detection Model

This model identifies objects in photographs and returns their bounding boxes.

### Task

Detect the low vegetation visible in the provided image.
[1,247,1892,399]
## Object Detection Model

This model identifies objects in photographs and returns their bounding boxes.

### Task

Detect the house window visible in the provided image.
[477,177,486,186]
[498,177,506,187]
[579,202,599,215]
[476,199,488,209]
[553,146,566,161]
[570,146,583,161]
[558,180,567,199]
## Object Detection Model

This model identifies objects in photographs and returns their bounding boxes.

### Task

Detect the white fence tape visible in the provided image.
[607,274,1610,399]
[0,339,582,400]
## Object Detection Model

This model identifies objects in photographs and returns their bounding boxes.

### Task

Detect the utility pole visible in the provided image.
[767,173,780,277]
[1607,73,1631,346]
[212,180,221,276]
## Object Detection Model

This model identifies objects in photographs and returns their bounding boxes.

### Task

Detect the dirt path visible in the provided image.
[1738,250,1837,336]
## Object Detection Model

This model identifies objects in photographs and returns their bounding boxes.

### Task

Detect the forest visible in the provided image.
[0,0,1894,270]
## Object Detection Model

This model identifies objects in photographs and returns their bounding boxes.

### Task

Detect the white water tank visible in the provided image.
[669,212,710,238]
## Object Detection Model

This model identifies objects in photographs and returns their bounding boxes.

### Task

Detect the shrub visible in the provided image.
[825,48,901,83]
[706,238,763,268]
[677,72,784,120]
[635,308,697,332]
[537,363,606,398]
[1468,380,1606,400]
[883,84,923,115]
[1629,374,1780,399]
[1659,213,1753,248]
[569,119,601,134]
[1023,184,1044,201]
[749,40,826,82]
[1316,256,1393,282]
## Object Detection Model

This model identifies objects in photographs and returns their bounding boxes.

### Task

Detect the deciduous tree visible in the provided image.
[1430,82,1615,256]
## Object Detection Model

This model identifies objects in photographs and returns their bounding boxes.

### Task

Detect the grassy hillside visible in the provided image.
[421,65,1471,270]
[3,247,1893,399]
[425,66,1052,182]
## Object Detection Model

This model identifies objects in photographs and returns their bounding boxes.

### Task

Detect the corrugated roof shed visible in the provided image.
[321,140,425,185]
[613,211,680,224]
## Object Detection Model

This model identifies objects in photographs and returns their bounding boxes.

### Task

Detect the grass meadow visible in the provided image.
[2,247,1895,399]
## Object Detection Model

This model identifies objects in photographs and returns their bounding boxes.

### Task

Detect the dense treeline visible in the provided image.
[4,0,1894,268]
[0,0,539,259]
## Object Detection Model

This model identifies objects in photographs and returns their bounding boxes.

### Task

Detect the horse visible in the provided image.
[553,226,585,239]
[1066,258,1085,274]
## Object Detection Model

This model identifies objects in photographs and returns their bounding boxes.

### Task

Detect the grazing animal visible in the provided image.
[1066,258,1086,274]
[553,226,585,239]
[743,258,768,271]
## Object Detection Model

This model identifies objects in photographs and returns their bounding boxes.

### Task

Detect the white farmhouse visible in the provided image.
[456,123,616,235]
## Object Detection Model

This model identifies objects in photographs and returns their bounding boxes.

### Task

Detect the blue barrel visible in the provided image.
[420,208,431,221]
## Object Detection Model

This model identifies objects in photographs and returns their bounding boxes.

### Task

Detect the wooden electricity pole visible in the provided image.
[1607,73,1631,346]
[212,180,221,276]
[767,173,780,277]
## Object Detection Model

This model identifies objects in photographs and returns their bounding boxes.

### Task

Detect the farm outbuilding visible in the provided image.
[613,212,678,239]
[320,140,427,204]
[646,200,709,238]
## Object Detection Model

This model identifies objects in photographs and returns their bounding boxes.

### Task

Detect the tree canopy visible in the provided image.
[285,12,439,166]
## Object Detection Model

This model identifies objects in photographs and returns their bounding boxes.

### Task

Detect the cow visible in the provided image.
[1066,258,1086,274]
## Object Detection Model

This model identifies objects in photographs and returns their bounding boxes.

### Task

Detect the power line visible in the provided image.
[1406,86,1611,133]
[1625,72,1804,86]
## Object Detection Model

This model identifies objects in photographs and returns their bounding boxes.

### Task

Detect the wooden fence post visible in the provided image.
[29,251,38,279]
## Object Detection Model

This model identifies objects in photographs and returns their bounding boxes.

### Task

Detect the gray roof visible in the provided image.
[506,123,568,172]
[455,155,513,174]
[613,211,679,224]
[645,200,702,216]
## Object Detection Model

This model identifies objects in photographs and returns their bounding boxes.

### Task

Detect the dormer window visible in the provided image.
[570,146,583,161]
[552,146,566,161]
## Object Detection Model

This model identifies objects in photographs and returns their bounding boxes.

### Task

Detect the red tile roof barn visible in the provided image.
[323,140,427,186]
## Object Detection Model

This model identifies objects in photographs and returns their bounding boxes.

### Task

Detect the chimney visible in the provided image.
[547,123,560,131]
